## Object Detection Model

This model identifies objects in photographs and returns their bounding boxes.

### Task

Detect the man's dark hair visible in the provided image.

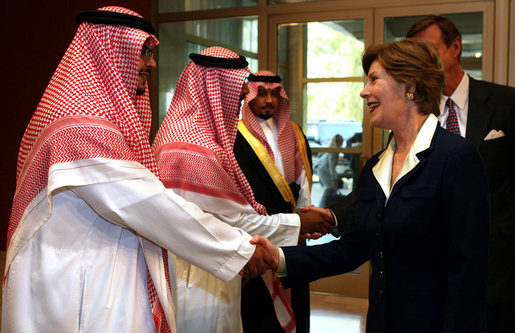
[406,15,462,61]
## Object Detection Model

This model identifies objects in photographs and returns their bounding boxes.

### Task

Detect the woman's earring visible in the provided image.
[406,92,414,101]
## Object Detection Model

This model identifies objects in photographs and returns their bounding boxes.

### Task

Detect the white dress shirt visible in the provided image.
[439,74,469,137]
[257,117,311,209]
[258,117,284,174]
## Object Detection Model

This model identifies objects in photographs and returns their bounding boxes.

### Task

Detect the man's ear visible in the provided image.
[450,36,462,58]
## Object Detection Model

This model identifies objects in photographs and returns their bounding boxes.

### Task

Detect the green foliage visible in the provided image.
[306,22,364,122]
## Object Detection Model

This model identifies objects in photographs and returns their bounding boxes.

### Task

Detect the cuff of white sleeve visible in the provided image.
[330,209,338,227]
[277,247,287,277]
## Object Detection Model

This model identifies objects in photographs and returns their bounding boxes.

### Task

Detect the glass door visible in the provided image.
[268,10,373,298]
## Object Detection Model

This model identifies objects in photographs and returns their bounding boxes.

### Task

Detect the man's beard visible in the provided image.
[259,113,273,120]
[259,103,275,119]
[137,69,151,96]
[136,87,146,96]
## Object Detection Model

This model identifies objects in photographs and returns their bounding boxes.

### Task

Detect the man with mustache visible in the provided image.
[234,71,322,333]
[2,7,273,332]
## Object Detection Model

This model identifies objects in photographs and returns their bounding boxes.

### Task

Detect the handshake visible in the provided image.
[241,205,335,278]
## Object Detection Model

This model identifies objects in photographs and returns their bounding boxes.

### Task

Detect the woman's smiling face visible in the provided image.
[360,60,408,130]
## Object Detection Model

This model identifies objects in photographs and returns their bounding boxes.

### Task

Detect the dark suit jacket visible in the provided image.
[467,77,515,303]
[282,124,490,332]
[234,129,312,333]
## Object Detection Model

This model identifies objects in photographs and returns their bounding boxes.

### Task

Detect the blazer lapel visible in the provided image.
[374,179,387,211]
[466,76,493,149]
[389,159,426,200]
[366,154,388,211]
[388,126,438,200]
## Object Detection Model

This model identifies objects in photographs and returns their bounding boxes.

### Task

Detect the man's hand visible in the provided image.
[302,205,344,237]
[241,241,277,278]
[249,235,279,272]
[297,206,335,236]
[300,205,334,219]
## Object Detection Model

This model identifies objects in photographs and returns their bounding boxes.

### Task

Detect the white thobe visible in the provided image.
[258,117,311,209]
[173,181,301,333]
[2,158,255,333]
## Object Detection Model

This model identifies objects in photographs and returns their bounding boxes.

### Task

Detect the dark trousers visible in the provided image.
[241,276,310,333]
[486,300,515,333]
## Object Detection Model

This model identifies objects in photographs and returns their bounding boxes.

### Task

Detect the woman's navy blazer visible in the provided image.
[282,124,490,333]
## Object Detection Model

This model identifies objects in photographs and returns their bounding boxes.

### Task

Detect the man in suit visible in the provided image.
[407,15,515,332]
[234,71,313,332]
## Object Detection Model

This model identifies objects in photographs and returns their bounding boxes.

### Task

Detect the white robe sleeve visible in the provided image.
[213,211,300,247]
[72,171,255,282]
[169,185,301,247]
[296,168,312,209]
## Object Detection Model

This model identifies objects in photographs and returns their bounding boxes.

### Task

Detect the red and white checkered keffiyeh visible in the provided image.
[152,47,267,215]
[242,71,299,333]
[7,6,171,332]
[242,70,302,184]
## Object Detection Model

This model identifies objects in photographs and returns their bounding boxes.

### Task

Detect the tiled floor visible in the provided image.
[0,250,367,331]
[310,292,368,333]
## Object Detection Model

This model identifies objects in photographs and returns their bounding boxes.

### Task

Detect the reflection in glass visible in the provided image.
[159,0,257,13]
[277,19,364,228]
[313,147,360,204]
[384,12,483,79]
[158,17,258,124]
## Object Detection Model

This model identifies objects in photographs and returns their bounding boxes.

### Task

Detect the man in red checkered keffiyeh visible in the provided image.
[152,48,333,333]
[235,70,314,333]
[3,7,265,333]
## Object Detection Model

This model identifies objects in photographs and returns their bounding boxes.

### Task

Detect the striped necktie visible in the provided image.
[445,98,461,135]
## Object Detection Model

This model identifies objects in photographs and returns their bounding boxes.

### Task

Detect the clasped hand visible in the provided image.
[240,206,334,279]
[298,205,335,240]
[240,236,279,278]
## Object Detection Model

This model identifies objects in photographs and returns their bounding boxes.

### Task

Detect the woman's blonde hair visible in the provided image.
[362,38,445,116]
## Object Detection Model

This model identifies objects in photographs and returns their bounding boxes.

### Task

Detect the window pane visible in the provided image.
[305,81,363,122]
[277,19,365,130]
[277,19,364,224]
[304,82,363,146]
[158,17,258,124]
[306,21,365,78]
[306,81,363,219]
[384,12,483,79]
[159,0,257,13]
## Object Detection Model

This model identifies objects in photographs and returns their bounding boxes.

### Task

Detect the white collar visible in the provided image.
[373,114,439,201]
[441,73,469,111]
[257,116,275,130]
